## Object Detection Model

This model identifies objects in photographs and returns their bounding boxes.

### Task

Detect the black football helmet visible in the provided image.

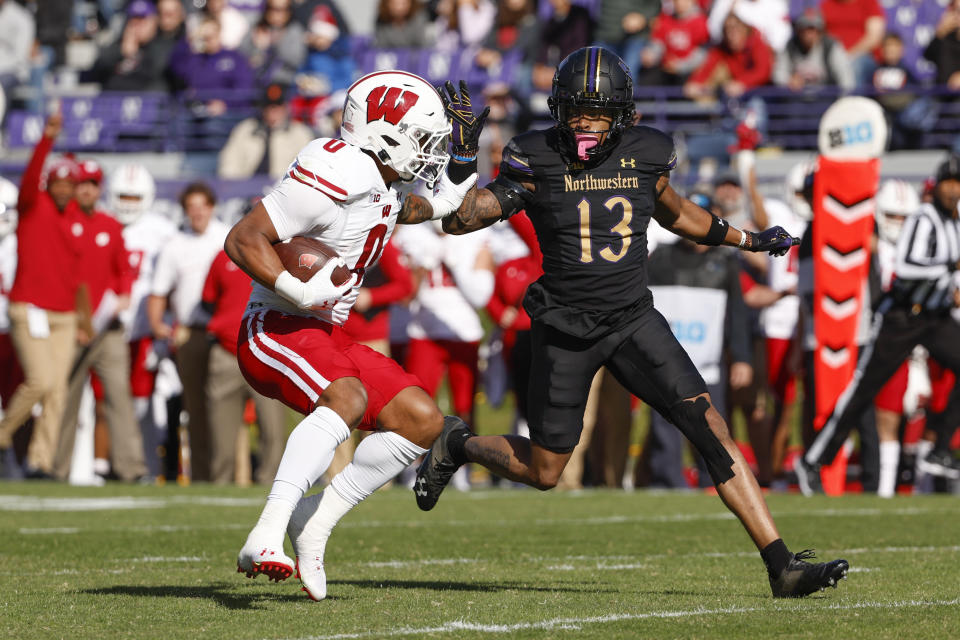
[547,46,636,161]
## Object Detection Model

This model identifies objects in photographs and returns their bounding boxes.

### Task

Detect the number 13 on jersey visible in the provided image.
[577,195,633,263]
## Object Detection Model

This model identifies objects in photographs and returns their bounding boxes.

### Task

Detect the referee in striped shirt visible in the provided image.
[797,154,960,494]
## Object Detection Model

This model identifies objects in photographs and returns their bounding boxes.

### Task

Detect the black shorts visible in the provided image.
[526,306,707,453]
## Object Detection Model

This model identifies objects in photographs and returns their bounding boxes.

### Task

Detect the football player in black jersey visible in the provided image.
[414,46,848,598]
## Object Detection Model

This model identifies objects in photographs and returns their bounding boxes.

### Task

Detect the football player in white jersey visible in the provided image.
[872,179,922,497]
[225,71,480,600]
[108,164,178,477]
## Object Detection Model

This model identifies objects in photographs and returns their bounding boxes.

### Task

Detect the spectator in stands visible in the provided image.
[291,0,352,34]
[772,9,854,93]
[218,83,314,180]
[240,0,307,88]
[169,15,255,108]
[593,0,660,79]
[639,0,709,85]
[474,0,540,77]
[92,0,173,92]
[708,0,790,53]
[432,0,495,50]
[0,177,22,475]
[0,0,36,104]
[819,0,886,87]
[201,248,286,485]
[147,182,229,483]
[53,160,148,484]
[34,0,71,66]
[295,4,355,100]
[923,0,960,89]
[186,0,249,50]
[684,12,773,102]
[873,33,938,150]
[374,0,434,49]
[530,0,594,92]
[0,113,84,479]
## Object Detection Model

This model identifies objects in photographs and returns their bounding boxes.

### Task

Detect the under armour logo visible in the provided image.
[620,158,636,168]
[415,477,428,497]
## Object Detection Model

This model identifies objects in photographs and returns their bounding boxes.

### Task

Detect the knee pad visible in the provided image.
[668,396,735,485]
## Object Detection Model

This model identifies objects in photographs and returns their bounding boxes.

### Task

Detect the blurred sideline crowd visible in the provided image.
[1,105,959,497]
[1,0,960,157]
[0,0,958,496]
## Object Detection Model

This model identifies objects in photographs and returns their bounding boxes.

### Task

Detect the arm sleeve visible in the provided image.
[18,135,53,213]
[366,242,415,307]
[725,257,752,364]
[261,173,342,241]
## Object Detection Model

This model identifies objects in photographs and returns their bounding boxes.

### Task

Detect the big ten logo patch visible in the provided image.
[828,121,874,149]
[670,320,707,344]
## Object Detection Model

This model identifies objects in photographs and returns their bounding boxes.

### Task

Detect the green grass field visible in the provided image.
[1,483,958,640]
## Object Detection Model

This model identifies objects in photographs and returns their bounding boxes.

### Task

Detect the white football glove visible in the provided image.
[426,171,478,220]
[274,258,356,311]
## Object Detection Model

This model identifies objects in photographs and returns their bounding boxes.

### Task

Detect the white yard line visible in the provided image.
[274,599,960,640]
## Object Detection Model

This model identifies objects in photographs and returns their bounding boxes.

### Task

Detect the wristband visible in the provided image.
[448,155,478,184]
[274,270,304,306]
[701,214,729,246]
[738,230,748,248]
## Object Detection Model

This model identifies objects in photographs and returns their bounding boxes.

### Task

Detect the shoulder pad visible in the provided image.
[498,137,536,180]
[290,138,378,203]
[623,126,677,174]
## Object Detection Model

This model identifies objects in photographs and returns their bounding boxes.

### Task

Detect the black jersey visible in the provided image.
[499,125,676,337]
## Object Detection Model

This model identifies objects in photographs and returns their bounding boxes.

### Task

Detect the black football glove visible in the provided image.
[439,80,489,159]
[746,226,800,257]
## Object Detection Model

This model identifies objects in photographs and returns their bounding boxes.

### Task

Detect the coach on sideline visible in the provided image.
[147,182,229,482]
[0,113,86,478]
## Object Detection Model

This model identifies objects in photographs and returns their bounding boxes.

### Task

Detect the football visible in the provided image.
[274,236,352,286]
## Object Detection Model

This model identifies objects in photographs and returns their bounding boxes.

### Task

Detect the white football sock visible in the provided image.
[877,440,900,498]
[252,406,351,545]
[331,431,427,506]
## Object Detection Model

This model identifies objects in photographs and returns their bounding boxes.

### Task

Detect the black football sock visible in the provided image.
[447,429,474,467]
[760,539,792,577]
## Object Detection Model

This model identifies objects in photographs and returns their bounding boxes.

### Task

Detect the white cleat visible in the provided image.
[288,493,328,601]
[237,530,294,582]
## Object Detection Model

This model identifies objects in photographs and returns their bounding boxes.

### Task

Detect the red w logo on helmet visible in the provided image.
[366,86,419,125]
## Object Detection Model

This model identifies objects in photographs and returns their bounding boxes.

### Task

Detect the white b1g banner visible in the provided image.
[817,96,888,160]
[650,286,727,385]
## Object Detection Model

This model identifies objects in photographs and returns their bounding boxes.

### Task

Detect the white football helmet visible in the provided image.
[784,160,816,221]
[108,163,156,225]
[0,176,18,237]
[875,178,920,244]
[340,71,451,187]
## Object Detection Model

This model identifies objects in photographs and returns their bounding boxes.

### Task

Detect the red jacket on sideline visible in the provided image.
[9,136,85,312]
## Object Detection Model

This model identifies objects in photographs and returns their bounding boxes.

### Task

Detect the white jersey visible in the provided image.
[0,234,16,334]
[251,138,403,325]
[399,224,491,343]
[487,220,529,265]
[759,198,804,340]
[876,237,897,291]
[152,218,230,327]
[119,212,178,340]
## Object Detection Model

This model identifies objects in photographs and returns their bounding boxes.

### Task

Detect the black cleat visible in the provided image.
[769,550,849,598]
[414,416,471,511]
[916,450,960,480]
[794,457,823,497]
